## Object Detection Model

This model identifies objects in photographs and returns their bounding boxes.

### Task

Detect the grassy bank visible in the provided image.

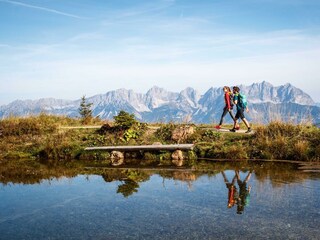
[0,114,319,163]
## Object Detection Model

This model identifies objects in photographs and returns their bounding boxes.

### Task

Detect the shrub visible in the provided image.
[120,122,148,143]
[38,133,81,160]
[155,123,176,142]
[201,129,221,141]
[114,110,137,130]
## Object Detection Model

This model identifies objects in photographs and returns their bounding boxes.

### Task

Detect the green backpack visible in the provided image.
[238,93,247,109]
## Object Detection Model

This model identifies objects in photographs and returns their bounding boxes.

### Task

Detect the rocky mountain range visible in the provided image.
[1,81,319,124]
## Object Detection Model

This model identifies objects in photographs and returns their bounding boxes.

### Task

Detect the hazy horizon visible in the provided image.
[1,0,319,104]
[0,81,317,106]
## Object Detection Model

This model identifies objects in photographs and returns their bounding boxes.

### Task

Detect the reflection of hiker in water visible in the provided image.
[221,171,238,208]
[235,170,252,214]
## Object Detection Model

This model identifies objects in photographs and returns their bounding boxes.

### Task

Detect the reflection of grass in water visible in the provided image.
[1,159,319,239]
[0,159,83,185]
[1,171,318,240]
[0,158,317,188]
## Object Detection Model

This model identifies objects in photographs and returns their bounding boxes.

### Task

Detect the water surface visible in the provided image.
[0,160,319,239]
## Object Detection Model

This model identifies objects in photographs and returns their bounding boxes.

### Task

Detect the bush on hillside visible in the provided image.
[113,110,137,130]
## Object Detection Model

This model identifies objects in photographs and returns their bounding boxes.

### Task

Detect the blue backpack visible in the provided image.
[238,93,247,109]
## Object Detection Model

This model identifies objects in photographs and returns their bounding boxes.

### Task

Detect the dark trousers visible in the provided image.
[219,106,235,125]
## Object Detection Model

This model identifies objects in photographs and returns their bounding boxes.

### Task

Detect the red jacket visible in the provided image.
[224,92,232,109]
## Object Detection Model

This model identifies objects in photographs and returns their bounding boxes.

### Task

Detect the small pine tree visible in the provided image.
[113,110,137,129]
[79,95,93,124]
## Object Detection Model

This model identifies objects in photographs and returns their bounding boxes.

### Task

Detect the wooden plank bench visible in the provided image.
[84,144,194,151]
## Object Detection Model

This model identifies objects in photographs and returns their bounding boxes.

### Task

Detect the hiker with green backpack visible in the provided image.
[230,86,252,133]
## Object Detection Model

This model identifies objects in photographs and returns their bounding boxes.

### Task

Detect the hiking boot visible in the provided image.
[215,125,221,129]
[245,128,252,133]
[229,128,236,132]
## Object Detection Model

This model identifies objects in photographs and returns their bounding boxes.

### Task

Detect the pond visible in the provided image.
[0,160,319,239]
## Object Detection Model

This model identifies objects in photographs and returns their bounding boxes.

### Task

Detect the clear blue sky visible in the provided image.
[0,0,320,104]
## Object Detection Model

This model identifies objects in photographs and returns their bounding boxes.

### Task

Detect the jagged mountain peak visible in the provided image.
[179,87,200,98]
[254,81,273,86]
[0,82,318,123]
[240,81,314,105]
[198,87,222,107]
[87,88,149,113]
[145,86,178,109]
[8,98,73,107]
[203,86,222,95]
[177,87,201,109]
[146,86,168,95]
[180,87,196,93]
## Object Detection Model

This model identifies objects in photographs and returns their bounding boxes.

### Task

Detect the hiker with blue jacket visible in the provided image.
[230,86,252,133]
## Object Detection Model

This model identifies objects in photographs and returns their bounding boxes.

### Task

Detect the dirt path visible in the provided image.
[59,125,253,134]
[214,127,254,134]
[59,126,102,129]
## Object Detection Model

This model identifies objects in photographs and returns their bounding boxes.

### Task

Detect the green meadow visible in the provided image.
[0,113,319,164]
